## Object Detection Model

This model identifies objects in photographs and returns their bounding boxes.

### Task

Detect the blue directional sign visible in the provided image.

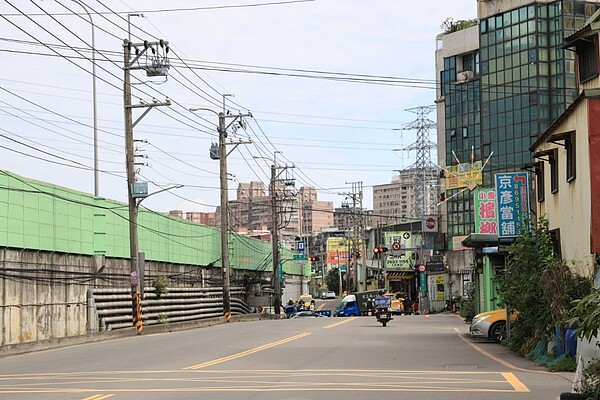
[495,172,530,238]
[297,240,305,253]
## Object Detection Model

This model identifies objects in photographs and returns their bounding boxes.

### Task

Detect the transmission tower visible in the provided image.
[401,105,438,219]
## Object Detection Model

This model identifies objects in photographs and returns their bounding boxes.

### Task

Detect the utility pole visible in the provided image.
[218,111,231,321]
[267,155,295,316]
[190,101,251,322]
[270,164,280,315]
[123,38,170,335]
[340,181,365,292]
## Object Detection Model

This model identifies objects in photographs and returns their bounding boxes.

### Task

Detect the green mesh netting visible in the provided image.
[527,339,572,367]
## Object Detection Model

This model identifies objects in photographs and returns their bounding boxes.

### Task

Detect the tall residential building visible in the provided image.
[298,187,334,234]
[436,0,600,247]
[168,210,218,227]
[372,169,436,226]
[226,182,334,239]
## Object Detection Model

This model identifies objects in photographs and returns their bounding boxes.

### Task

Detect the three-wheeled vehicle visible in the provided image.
[374,296,392,327]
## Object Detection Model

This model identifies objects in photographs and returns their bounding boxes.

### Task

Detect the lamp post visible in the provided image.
[190,104,251,322]
[71,0,98,196]
[127,13,145,42]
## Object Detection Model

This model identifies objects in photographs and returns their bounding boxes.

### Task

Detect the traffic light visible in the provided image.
[308,256,319,262]
[373,246,388,257]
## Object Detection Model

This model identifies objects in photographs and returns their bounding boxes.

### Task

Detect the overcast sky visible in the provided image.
[1,0,476,213]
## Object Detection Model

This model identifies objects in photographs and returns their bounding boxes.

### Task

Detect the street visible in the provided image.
[0,309,573,400]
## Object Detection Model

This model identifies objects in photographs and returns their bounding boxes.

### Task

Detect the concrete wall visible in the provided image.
[0,248,278,346]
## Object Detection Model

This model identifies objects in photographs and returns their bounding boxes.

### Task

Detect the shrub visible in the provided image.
[153,275,169,297]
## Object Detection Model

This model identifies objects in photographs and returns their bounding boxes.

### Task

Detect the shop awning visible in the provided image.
[387,271,415,280]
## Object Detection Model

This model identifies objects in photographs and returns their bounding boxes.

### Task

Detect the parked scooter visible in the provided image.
[374,296,392,327]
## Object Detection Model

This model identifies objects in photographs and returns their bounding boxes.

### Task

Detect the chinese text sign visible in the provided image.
[495,173,530,238]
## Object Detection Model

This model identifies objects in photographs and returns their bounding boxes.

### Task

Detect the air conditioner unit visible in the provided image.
[456,70,474,83]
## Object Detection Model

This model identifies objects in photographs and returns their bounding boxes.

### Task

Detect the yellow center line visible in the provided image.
[184,332,311,370]
[501,372,529,392]
[82,395,114,400]
[323,317,356,329]
[317,303,325,311]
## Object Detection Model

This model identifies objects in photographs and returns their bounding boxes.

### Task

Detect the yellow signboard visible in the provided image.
[445,161,483,190]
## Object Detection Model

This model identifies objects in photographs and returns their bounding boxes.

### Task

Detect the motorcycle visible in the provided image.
[374,297,392,327]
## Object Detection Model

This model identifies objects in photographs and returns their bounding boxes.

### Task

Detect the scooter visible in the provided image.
[375,306,392,327]
[373,296,392,327]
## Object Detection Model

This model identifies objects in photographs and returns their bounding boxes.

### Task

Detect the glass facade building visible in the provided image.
[441,0,600,241]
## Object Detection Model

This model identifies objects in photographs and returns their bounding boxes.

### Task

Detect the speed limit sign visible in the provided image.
[418,264,426,273]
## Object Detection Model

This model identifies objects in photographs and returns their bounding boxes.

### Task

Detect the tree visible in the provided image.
[499,216,592,355]
[325,268,348,295]
[498,217,555,354]
[440,18,478,34]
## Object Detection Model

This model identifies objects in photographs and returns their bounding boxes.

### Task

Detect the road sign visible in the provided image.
[339,267,346,272]
[293,254,307,261]
[297,240,305,253]
[418,264,426,273]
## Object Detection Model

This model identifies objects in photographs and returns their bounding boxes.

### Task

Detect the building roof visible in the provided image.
[563,8,600,46]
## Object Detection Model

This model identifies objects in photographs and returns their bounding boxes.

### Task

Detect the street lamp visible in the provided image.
[127,13,145,42]
[71,0,98,196]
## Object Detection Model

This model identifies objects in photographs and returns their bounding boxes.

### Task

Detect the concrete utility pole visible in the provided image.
[190,102,251,322]
[266,155,294,316]
[270,164,280,315]
[340,181,365,292]
[218,111,231,321]
[123,38,171,335]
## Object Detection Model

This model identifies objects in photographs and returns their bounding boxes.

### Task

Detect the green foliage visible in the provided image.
[157,312,168,324]
[459,283,477,322]
[569,286,600,341]
[547,356,577,372]
[153,275,169,297]
[498,217,593,356]
[325,268,348,295]
[440,18,478,34]
[499,218,556,355]
[577,359,600,399]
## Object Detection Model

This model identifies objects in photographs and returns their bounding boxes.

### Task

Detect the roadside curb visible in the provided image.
[0,313,282,358]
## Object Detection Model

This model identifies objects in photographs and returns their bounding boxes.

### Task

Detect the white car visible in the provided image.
[321,291,336,300]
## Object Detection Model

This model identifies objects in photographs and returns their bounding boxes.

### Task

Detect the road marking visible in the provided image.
[0,369,533,394]
[317,303,325,311]
[183,332,311,370]
[502,372,529,392]
[323,317,355,329]
[455,328,556,376]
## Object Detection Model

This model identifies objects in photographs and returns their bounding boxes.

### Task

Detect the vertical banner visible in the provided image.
[495,172,530,238]
[474,188,498,235]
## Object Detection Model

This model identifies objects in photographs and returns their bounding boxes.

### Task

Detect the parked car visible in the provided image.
[470,308,519,342]
[321,291,336,300]
[290,311,330,318]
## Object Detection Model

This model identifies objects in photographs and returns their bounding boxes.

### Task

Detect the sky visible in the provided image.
[0,0,477,214]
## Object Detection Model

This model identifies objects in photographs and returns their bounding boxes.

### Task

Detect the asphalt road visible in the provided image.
[0,305,574,400]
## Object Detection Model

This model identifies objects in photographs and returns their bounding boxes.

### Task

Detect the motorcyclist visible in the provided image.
[287,298,294,306]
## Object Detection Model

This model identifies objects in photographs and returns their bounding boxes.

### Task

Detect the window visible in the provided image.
[577,37,599,83]
[549,131,576,183]
[549,150,558,194]
[533,149,558,195]
[534,162,545,203]
[566,133,576,182]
